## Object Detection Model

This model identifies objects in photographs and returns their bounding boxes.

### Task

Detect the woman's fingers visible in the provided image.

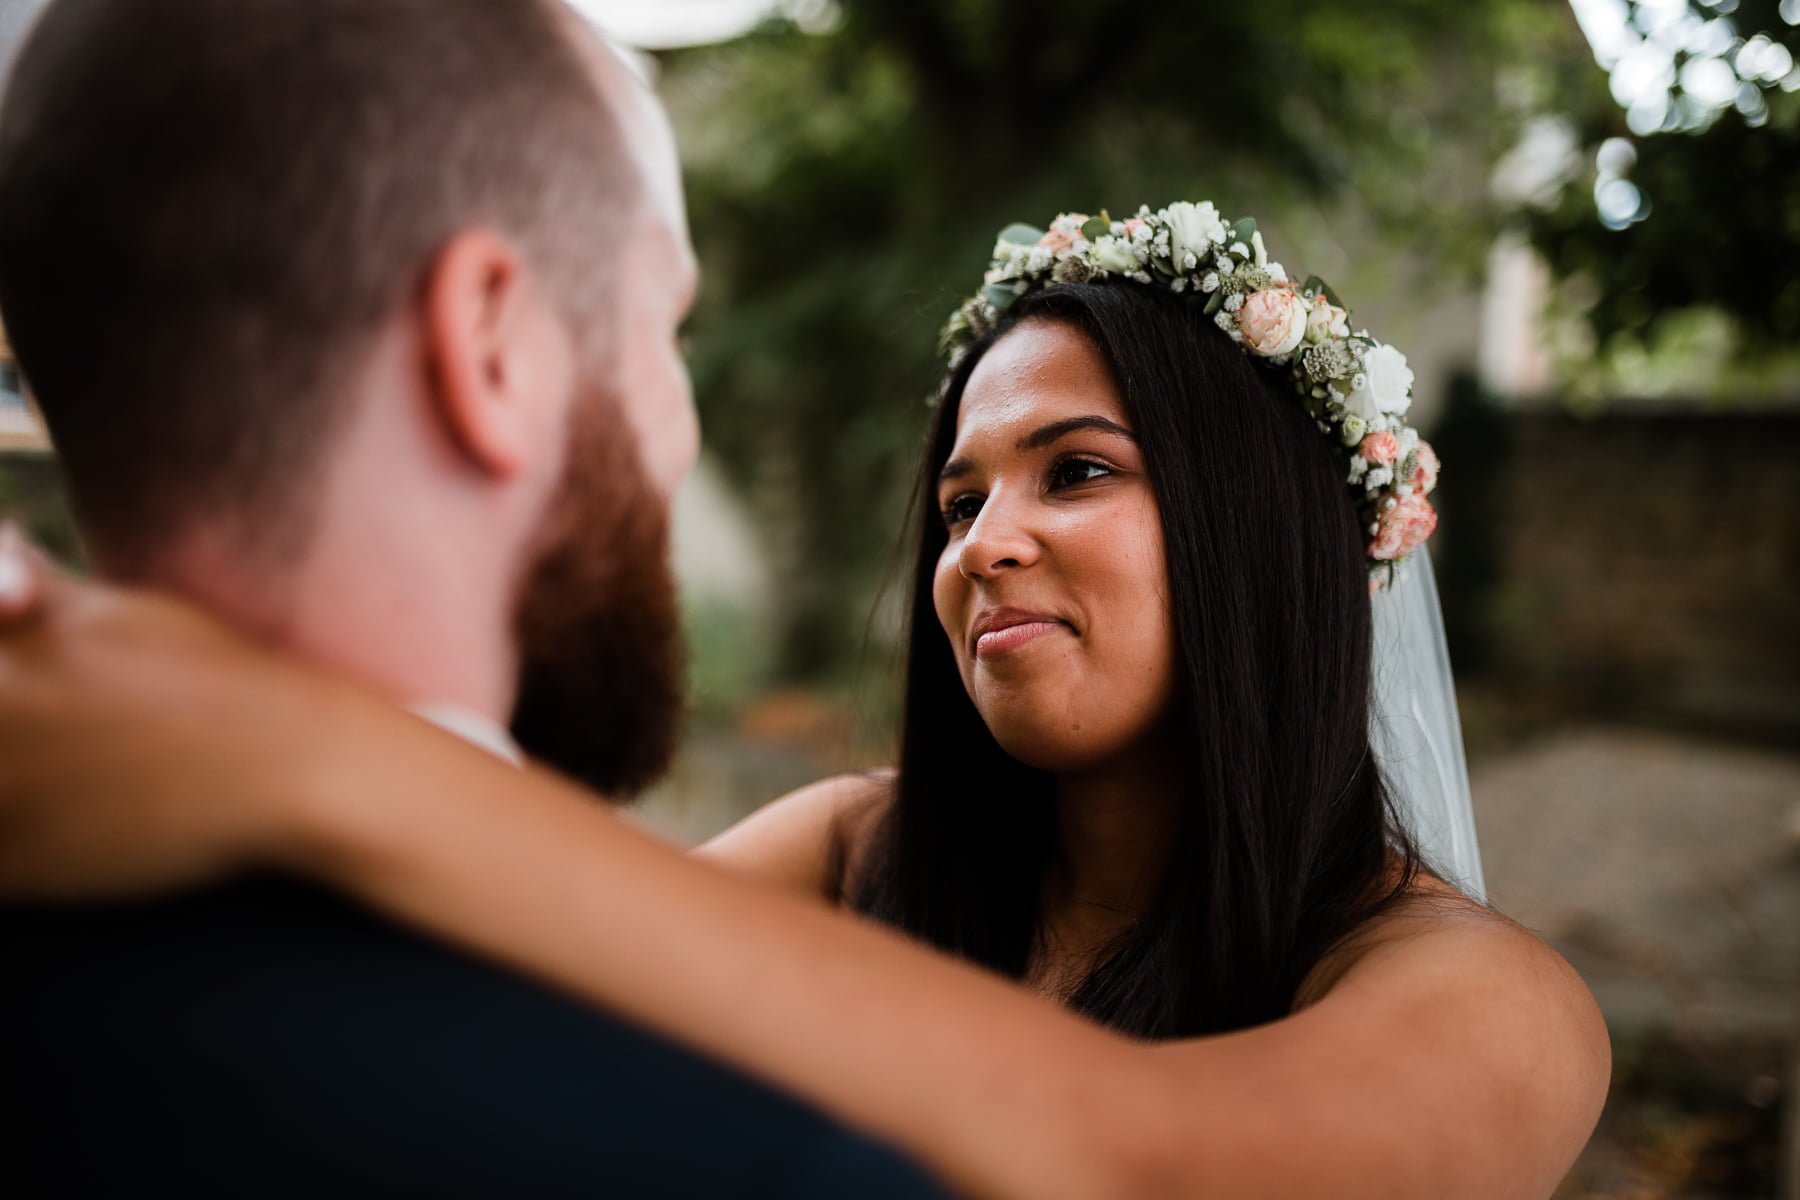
[0,562,366,898]
[0,520,74,623]
[0,520,45,620]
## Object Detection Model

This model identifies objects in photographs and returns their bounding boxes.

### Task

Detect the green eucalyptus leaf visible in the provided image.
[1081,217,1110,242]
[996,223,1043,247]
[1230,217,1257,245]
[1204,289,1224,316]
[981,283,1020,312]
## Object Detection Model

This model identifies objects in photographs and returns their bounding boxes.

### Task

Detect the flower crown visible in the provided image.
[940,202,1438,592]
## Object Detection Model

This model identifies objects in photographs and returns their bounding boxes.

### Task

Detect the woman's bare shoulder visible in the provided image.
[692,770,894,903]
[1293,864,1523,1010]
[1262,864,1609,1188]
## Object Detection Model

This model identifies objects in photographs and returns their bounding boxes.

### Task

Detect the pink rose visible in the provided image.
[1039,214,1086,254]
[1359,431,1400,465]
[1236,287,1307,357]
[1367,493,1438,562]
[1412,443,1440,494]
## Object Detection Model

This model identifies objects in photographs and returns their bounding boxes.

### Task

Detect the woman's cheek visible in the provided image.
[932,549,966,656]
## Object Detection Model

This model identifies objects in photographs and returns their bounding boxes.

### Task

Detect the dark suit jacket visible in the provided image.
[0,877,949,1198]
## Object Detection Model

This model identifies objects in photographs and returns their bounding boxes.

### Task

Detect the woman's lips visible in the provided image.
[974,619,1069,659]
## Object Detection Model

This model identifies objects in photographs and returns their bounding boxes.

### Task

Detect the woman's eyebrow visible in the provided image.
[939,415,1137,484]
[1017,415,1136,451]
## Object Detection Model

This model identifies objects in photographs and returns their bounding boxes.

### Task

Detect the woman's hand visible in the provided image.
[0,526,359,898]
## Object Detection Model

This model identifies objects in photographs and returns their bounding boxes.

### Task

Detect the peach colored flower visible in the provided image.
[1039,214,1086,254]
[1368,493,1437,561]
[1359,431,1401,465]
[1305,299,1349,344]
[1237,288,1307,357]
[1412,443,1440,494]
[1122,217,1148,240]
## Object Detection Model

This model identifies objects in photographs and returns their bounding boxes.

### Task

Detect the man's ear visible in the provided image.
[419,230,563,480]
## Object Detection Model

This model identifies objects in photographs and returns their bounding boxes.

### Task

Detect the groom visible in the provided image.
[0,0,943,1194]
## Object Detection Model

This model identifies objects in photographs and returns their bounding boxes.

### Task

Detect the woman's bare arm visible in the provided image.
[0,568,1610,1199]
[286,718,1610,1199]
[692,771,888,901]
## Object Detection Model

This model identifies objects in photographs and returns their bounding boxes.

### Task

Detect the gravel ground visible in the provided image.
[1472,728,1799,1198]
[1472,727,1800,1043]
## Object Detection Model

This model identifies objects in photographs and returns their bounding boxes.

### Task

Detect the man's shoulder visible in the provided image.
[0,878,945,1198]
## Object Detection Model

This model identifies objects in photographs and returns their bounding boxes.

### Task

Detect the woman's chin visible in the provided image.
[980,711,1129,775]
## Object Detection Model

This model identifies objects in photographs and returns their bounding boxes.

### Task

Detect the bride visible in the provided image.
[0,204,1608,1197]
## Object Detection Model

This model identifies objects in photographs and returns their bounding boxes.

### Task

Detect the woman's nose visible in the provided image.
[958,493,1041,579]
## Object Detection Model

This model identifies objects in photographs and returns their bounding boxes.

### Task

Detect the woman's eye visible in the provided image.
[941,495,983,526]
[1051,458,1112,488]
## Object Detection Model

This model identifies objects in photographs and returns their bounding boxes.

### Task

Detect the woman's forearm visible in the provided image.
[282,719,1194,1200]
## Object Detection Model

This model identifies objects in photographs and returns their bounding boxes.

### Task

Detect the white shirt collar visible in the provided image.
[405,701,525,768]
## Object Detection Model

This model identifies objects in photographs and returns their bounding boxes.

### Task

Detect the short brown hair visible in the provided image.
[0,0,634,569]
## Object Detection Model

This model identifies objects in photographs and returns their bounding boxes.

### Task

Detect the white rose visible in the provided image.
[1236,288,1307,358]
[1304,300,1349,344]
[1161,201,1226,269]
[1092,236,1139,274]
[1342,343,1414,423]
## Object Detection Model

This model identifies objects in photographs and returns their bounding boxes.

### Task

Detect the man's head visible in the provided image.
[0,0,700,794]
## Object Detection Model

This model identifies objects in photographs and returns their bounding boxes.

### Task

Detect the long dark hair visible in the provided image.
[850,281,1427,1040]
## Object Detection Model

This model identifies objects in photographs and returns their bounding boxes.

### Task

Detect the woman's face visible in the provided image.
[933,319,1176,772]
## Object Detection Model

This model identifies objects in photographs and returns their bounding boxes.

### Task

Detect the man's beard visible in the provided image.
[509,389,685,798]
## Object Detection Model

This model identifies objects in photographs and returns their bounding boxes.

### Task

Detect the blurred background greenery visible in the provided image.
[2,0,1797,1193]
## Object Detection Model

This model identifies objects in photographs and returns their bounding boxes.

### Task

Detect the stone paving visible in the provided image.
[1471,728,1800,1043]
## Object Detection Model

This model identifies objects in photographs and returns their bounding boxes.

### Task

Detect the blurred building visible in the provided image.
[1455,227,1800,744]
[0,321,49,454]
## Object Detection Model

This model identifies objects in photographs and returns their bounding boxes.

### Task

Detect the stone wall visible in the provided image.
[1437,399,1800,741]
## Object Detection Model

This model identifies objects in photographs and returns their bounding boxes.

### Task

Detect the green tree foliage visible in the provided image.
[1522,0,1800,352]
[659,0,1573,679]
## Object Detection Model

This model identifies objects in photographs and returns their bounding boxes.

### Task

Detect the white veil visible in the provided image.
[1369,547,1486,903]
